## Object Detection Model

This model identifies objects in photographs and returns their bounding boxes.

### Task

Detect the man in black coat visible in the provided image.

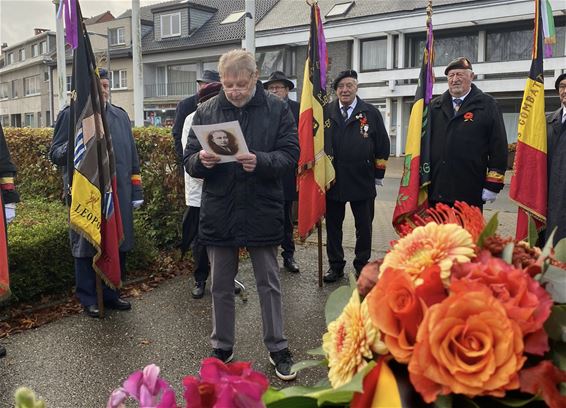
[185,49,299,381]
[323,70,390,283]
[264,71,300,273]
[0,123,19,358]
[172,70,220,161]
[544,73,566,245]
[429,57,507,209]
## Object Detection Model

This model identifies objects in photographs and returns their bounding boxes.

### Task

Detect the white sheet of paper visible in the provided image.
[192,120,249,163]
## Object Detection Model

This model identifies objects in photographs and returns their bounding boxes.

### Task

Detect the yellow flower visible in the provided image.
[380,223,475,286]
[322,290,388,388]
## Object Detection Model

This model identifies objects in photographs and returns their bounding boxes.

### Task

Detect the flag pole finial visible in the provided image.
[426,0,433,18]
[306,0,316,6]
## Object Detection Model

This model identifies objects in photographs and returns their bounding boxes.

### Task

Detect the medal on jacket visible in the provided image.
[356,113,369,138]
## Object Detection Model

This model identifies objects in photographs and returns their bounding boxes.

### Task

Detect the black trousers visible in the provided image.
[74,251,126,307]
[326,198,374,272]
[280,200,295,260]
[191,207,209,283]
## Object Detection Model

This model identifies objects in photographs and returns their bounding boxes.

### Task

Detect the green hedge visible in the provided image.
[4,126,184,249]
[6,198,158,303]
[2,126,181,304]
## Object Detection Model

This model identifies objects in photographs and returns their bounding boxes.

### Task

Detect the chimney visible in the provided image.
[34,28,49,35]
[1,43,7,49]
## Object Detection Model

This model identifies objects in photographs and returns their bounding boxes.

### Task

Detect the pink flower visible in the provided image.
[120,364,177,408]
[183,357,269,408]
[106,387,128,408]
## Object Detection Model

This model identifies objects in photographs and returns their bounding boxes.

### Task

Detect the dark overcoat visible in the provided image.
[184,81,299,247]
[0,124,19,206]
[49,104,143,257]
[429,84,508,207]
[325,96,390,202]
[545,107,566,244]
[172,94,198,161]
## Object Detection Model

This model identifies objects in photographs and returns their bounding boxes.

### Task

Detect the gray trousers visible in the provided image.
[207,245,288,352]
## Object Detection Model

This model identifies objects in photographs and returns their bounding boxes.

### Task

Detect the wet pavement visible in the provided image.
[0,158,518,407]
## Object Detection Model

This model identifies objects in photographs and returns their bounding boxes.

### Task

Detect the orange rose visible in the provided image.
[408,290,525,403]
[366,268,427,363]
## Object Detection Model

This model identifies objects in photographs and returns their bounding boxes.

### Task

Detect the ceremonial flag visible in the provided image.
[0,193,8,300]
[509,0,547,240]
[65,0,123,288]
[297,1,335,239]
[392,1,434,235]
[541,0,556,57]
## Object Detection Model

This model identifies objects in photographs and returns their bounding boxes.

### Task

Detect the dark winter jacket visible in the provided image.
[184,81,299,247]
[283,98,300,201]
[545,107,566,245]
[429,84,508,207]
[325,96,390,202]
[49,104,143,256]
[172,94,198,161]
[0,124,19,206]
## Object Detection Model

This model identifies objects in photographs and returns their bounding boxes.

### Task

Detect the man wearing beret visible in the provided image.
[264,71,300,274]
[49,68,144,318]
[544,73,566,245]
[172,70,220,162]
[429,57,507,210]
[323,69,390,283]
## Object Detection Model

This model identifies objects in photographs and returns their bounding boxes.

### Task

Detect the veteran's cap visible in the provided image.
[444,57,473,75]
[332,69,358,90]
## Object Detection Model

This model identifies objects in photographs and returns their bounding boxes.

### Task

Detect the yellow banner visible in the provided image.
[517,77,546,154]
[405,99,424,156]
[371,361,402,407]
[70,171,102,246]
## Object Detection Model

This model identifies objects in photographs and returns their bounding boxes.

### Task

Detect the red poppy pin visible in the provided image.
[355,113,369,137]
[464,112,474,122]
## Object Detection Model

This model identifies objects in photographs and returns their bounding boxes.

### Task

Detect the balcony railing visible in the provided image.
[144,82,197,98]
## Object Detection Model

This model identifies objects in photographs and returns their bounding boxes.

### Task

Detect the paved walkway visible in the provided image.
[0,160,518,407]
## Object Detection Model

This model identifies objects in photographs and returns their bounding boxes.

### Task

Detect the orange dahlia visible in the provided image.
[322,290,387,388]
[380,222,475,286]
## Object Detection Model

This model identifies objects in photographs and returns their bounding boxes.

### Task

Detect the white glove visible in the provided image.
[4,203,15,224]
[132,200,144,209]
[482,188,497,203]
[375,178,383,194]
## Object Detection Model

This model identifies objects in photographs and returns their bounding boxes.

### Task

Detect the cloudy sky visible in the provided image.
[0,0,163,47]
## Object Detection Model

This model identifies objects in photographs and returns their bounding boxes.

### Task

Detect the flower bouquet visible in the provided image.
[98,202,565,408]
[275,202,566,408]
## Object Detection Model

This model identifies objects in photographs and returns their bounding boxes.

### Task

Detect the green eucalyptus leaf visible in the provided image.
[540,265,566,303]
[527,215,538,247]
[434,394,453,408]
[502,242,515,264]
[280,386,329,397]
[477,212,499,247]
[550,339,566,371]
[291,359,327,373]
[314,377,331,388]
[544,305,566,341]
[554,237,566,263]
[487,394,540,407]
[306,346,325,356]
[265,396,318,408]
[325,286,354,326]
[539,228,556,261]
[263,388,285,405]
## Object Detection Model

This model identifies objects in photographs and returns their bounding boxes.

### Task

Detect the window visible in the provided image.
[0,115,8,127]
[326,2,354,17]
[32,44,39,57]
[24,75,40,96]
[409,33,478,67]
[167,64,197,95]
[109,27,125,45]
[44,71,49,82]
[221,11,245,24]
[11,80,18,98]
[66,75,72,92]
[7,53,14,65]
[40,41,48,54]
[160,13,181,38]
[361,38,387,71]
[486,29,532,62]
[45,111,51,127]
[0,83,9,99]
[256,48,296,78]
[19,48,25,61]
[109,69,127,89]
[24,113,34,127]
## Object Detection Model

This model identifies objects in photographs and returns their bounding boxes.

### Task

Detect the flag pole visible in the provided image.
[317,222,323,287]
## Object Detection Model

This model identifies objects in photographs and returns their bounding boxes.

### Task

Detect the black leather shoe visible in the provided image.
[283,258,300,273]
[192,281,206,299]
[84,304,100,318]
[106,298,131,311]
[0,344,6,358]
[323,268,344,283]
[234,285,241,295]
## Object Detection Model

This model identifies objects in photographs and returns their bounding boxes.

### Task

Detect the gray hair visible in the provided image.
[218,49,257,78]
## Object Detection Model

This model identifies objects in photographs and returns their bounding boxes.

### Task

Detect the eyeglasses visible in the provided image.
[447,71,471,80]
[337,82,356,90]
[222,72,254,94]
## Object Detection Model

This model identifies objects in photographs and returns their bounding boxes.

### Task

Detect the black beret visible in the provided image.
[555,73,566,91]
[332,69,358,90]
[98,68,109,79]
[444,57,473,75]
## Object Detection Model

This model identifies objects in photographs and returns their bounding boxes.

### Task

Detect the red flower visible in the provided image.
[183,358,269,408]
[464,112,474,121]
[451,251,553,355]
[519,360,566,408]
